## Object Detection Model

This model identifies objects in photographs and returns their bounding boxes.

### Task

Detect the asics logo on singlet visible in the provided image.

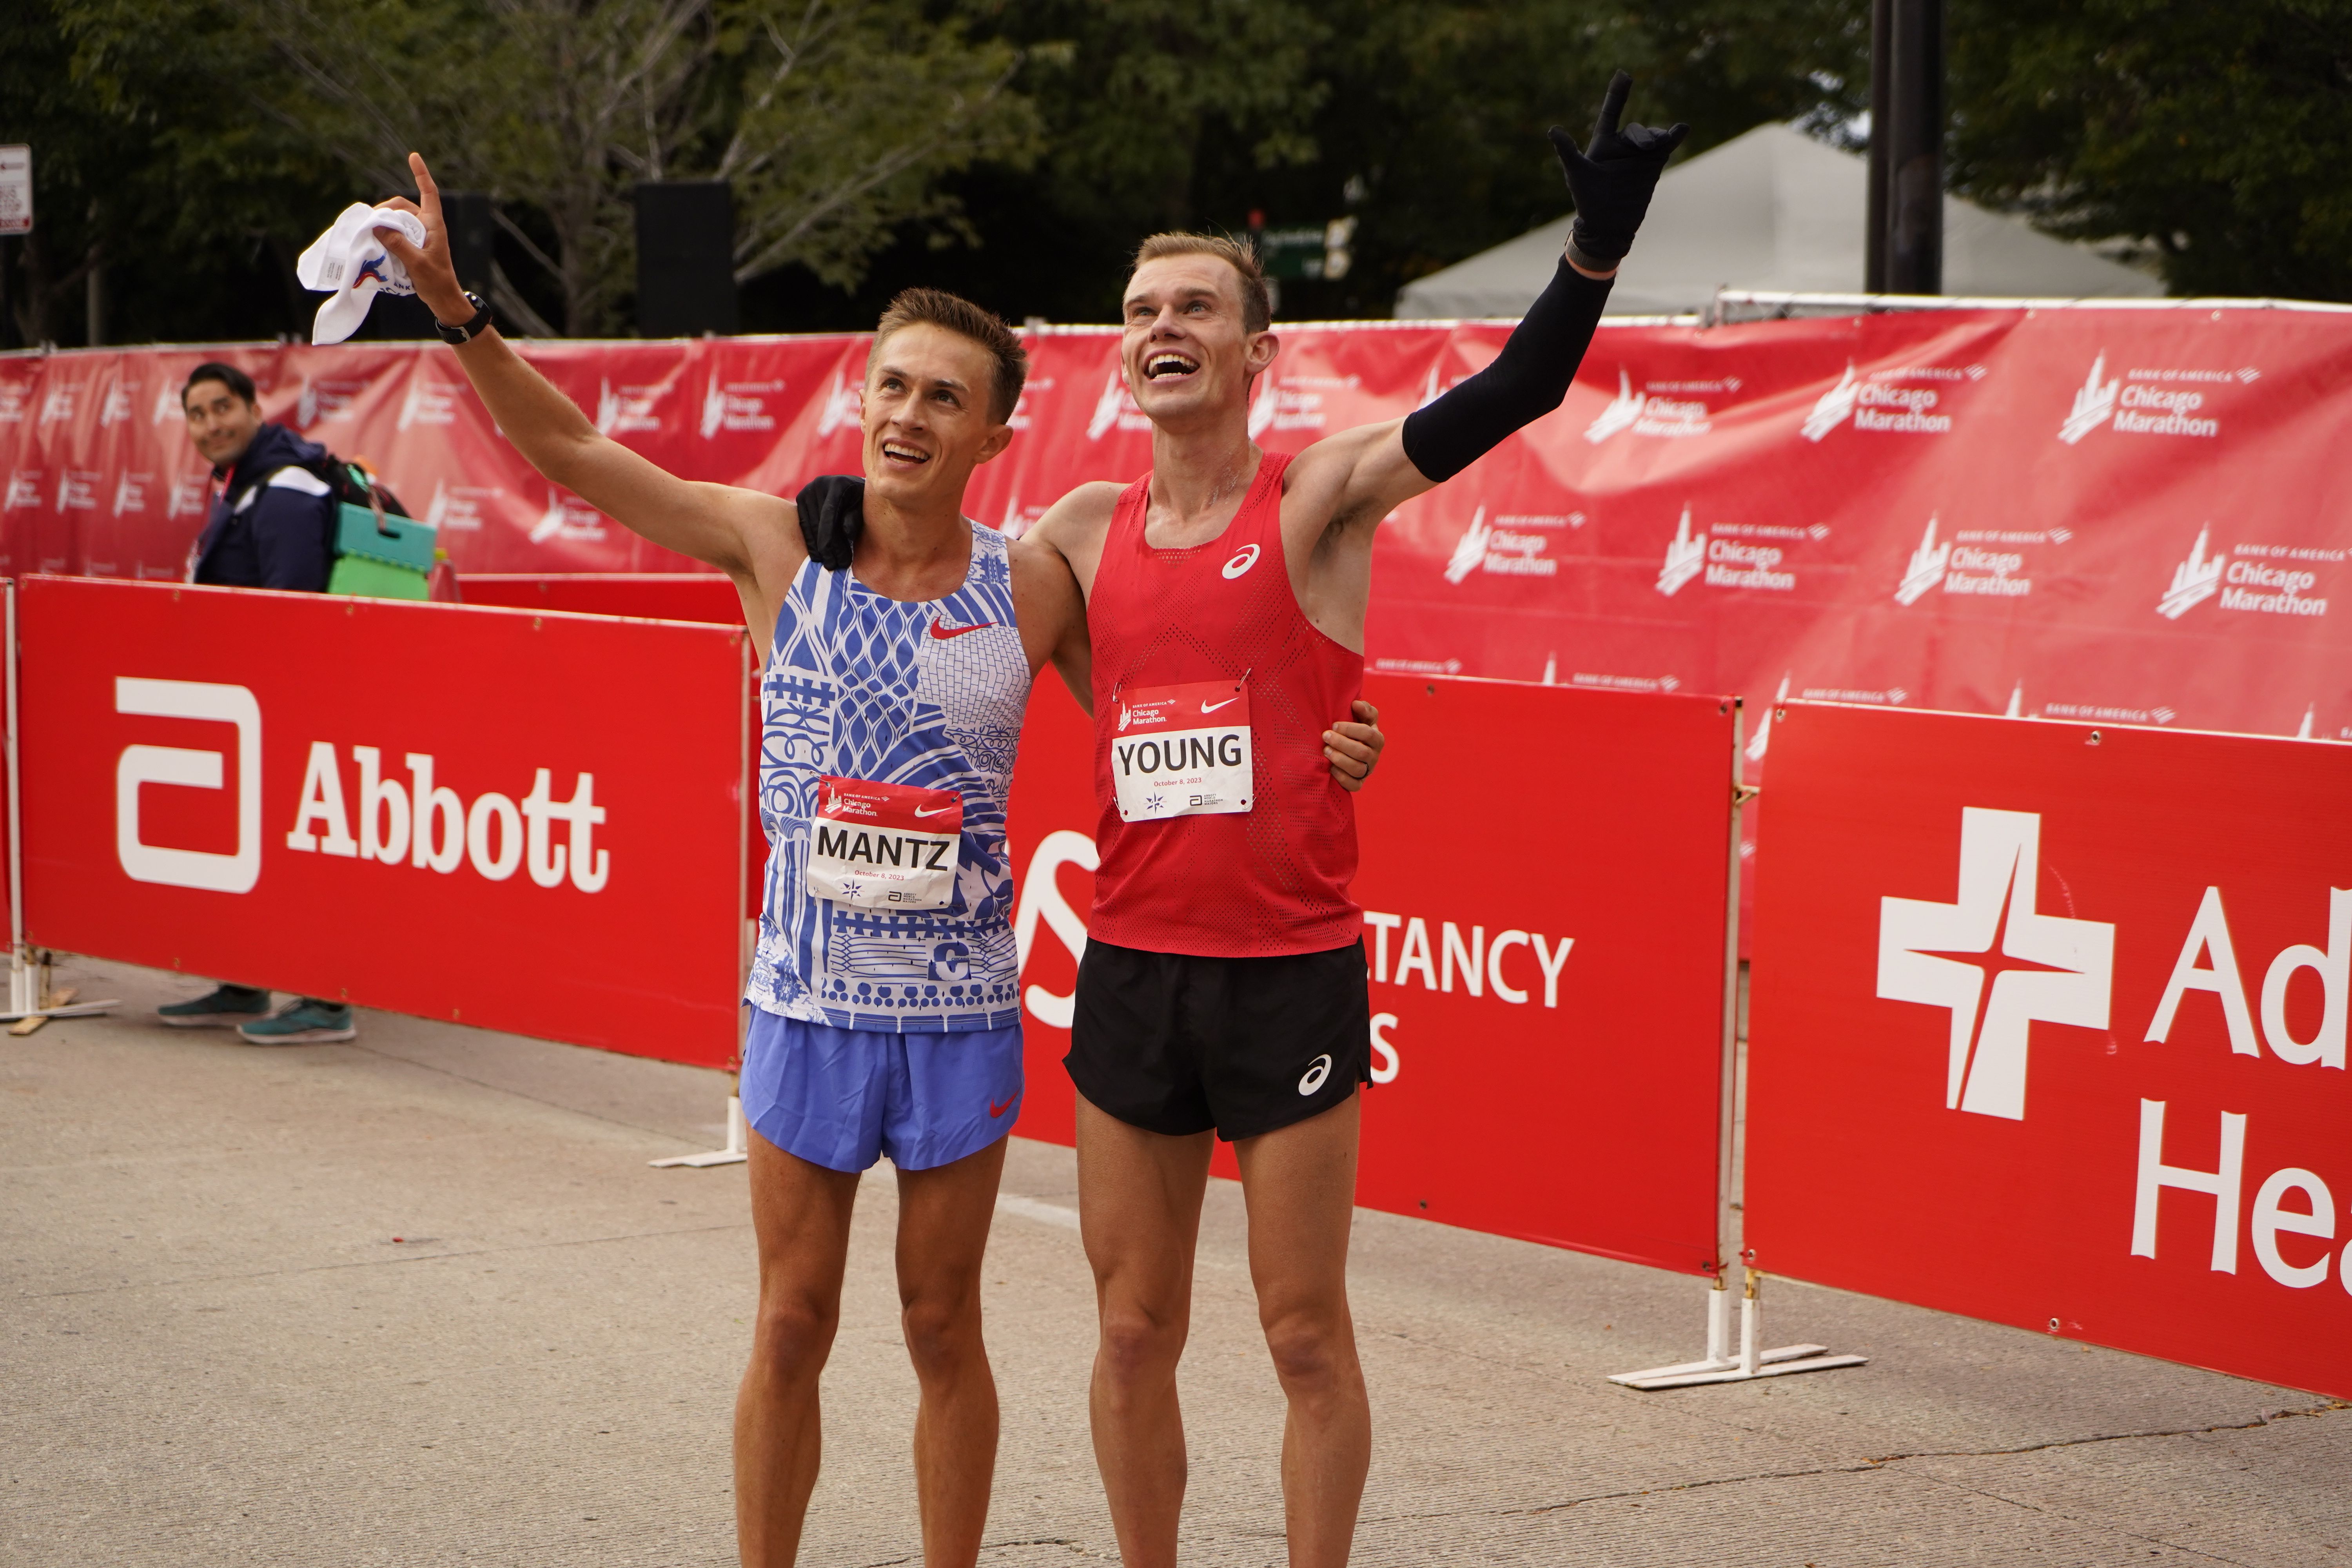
[930,618,995,640]
[1222,544,1261,579]
[1298,1054,1332,1095]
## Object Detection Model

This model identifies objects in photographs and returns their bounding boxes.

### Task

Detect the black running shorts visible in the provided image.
[1066,936,1371,1142]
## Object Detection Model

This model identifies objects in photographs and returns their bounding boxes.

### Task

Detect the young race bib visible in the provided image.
[1110,679,1252,822]
[805,776,962,909]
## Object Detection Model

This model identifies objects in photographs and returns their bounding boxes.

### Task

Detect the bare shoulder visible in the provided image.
[1283,416,1408,532]
[708,483,806,578]
[1026,479,1124,548]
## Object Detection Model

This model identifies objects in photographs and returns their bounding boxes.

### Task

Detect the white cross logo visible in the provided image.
[1878,808,2114,1120]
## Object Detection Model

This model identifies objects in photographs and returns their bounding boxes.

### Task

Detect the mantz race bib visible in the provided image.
[805,776,962,909]
[1111,679,1253,823]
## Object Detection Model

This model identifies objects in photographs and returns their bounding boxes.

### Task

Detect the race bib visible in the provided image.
[805,776,962,909]
[1111,679,1252,822]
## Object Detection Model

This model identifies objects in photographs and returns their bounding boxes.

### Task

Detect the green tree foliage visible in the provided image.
[54,0,1043,336]
[9,0,2349,344]
[1948,0,2352,300]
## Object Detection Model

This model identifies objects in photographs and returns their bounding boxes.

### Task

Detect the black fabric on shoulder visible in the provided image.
[1400,260,1613,484]
[795,474,864,570]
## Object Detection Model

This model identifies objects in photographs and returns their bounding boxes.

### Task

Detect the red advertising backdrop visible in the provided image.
[5,303,2348,755]
[16,577,749,1065]
[1747,702,2352,1398]
[1009,671,1739,1276]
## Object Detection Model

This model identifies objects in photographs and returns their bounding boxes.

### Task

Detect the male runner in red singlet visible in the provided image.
[1024,75,1685,1565]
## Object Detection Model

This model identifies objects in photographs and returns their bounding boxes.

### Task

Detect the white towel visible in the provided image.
[295,203,430,345]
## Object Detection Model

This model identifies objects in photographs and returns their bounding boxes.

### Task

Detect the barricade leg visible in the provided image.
[2,947,116,1031]
[1610,1270,1866,1390]
[650,1088,750,1168]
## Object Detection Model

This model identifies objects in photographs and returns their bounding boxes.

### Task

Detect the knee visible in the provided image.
[750,1290,838,1376]
[1096,1305,1185,1388]
[899,1290,981,1380]
[1261,1308,1355,1394]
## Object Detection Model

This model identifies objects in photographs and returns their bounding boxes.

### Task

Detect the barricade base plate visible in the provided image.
[1611,1350,1867,1391]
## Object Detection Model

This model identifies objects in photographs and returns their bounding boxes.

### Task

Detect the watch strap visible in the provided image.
[436,292,494,345]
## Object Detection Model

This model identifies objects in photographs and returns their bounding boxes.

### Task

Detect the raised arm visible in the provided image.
[1297,72,1687,526]
[373,152,795,582]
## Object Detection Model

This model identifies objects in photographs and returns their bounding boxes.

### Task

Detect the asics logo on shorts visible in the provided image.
[1298,1054,1332,1095]
[1222,543,1260,579]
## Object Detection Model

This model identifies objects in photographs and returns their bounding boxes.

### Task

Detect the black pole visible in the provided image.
[1884,0,1944,294]
[1865,0,1893,292]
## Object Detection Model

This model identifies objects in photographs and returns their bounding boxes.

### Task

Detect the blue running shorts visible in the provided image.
[740,1009,1024,1173]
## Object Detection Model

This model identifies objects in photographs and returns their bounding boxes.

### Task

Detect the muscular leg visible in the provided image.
[1233,1093,1370,1568]
[1074,1096,1214,1568]
[735,1129,860,1568]
[893,1134,1009,1568]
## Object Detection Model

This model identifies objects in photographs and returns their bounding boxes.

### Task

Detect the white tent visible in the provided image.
[1393,122,2163,319]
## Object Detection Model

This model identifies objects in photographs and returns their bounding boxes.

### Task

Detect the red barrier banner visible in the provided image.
[1009,671,1739,1276]
[6,305,2348,754]
[1747,702,2352,1398]
[16,577,749,1065]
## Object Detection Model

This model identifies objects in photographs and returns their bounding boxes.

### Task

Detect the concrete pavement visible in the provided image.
[4,955,2344,1566]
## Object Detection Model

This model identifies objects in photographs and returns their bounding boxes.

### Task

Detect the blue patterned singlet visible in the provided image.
[747,521,1027,1031]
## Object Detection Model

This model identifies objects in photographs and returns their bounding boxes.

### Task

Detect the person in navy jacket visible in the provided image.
[184,362,338,592]
[159,361,357,1044]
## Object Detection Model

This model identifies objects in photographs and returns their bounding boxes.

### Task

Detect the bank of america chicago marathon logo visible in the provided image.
[1442,506,1586,583]
[1892,517,2069,605]
[699,373,782,438]
[1582,368,1729,444]
[2158,526,2335,621]
[1800,360,1984,441]
[1653,506,1826,597]
[2058,351,2257,445]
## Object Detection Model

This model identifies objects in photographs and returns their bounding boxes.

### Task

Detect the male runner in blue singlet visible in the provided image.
[376,154,1383,1568]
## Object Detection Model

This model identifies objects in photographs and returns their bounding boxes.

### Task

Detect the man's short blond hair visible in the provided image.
[872,287,1029,423]
[1131,233,1272,334]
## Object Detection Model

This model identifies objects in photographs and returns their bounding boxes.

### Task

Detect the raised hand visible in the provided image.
[372,152,472,325]
[1547,71,1689,270]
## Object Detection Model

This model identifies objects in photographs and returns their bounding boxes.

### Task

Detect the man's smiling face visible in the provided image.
[1121,254,1276,430]
[858,323,1011,512]
[183,378,263,470]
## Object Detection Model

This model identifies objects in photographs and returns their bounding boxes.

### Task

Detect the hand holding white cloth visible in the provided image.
[295,203,430,345]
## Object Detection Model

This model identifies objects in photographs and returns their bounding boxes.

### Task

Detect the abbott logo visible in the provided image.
[115,677,261,893]
[1878,808,2114,1120]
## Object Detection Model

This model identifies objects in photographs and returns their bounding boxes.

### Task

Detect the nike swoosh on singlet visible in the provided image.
[1200,697,1238,713]
[913,804,955,817]
[930,619,995,640]
[989,1095,1019,1118]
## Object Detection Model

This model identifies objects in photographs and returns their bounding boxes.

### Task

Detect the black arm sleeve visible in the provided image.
[1400,258,1613,483]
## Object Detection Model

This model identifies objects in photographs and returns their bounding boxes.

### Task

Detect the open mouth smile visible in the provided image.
[1143,352,1200,381]
[878,441,931,466]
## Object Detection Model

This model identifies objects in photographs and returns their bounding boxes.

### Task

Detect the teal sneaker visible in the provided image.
[158,984,273,1029]
[237,999,356,1045]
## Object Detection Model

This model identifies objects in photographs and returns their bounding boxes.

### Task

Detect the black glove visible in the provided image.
[1547,71,1688,269]
[795,473,863,571]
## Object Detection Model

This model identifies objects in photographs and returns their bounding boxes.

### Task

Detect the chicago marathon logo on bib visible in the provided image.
[806,775,962,909]
[1112,679,1252,822]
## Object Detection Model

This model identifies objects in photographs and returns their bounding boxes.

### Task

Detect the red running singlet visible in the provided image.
[1087,452,1365,957]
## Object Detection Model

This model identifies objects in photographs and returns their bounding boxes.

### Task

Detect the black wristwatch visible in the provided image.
[435,291,494,345]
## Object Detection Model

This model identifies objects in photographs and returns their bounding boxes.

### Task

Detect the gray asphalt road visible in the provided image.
[5,956,2343,1566]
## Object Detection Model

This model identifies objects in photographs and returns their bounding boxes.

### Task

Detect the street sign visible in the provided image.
[0,146,31,236]
[1252,217,1357,281]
